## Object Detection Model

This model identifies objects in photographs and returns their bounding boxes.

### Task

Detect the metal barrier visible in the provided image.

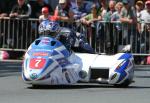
[0,18,150,56]
[93,21,150,55]
[0,18,39,51]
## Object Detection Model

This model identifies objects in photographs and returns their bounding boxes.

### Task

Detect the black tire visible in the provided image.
[114,79,132,88]
[32,85,41,89]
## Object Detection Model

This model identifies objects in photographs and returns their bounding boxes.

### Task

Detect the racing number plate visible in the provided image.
[29,58,46,69]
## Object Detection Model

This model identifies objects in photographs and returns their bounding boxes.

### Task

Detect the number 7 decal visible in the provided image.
[35,59,42,67]
[29,58,46,69]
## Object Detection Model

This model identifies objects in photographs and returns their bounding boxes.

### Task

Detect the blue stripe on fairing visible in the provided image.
[118,53,132,60]
[115,60,129,83]
[60,49,71,57]
[40,59,54,75]
[51,50,59,56]
[22,72,31,81]
[56,58,71,67]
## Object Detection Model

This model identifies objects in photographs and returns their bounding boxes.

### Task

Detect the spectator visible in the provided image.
[138,0,150,54]
[54,0,74,22]
[0,1,8,47]
[0,1,8,18]
[111,2,123,22]
[47,0,59,10]
[0,0,16,18]
[29,0,53,18]
[135,0,144,23]
[69,0,77,9]
[69,0,93,45]
[71,0,93,20]
[80,4,101,26]
[9,0,32,48]
[39,7,52,23]
[80,5,98,50]
[74,0,108,25]
[0,0,16,48]
[97,0,108,20]
[79,0,107,53]
[120,0,137,24]
[9,0,31,18]
[139,0,150,32]
[111,2,123,52]
[102,0,116,53]
[119,0,137,52]
[135,1,145,55]
[103,0,116,22]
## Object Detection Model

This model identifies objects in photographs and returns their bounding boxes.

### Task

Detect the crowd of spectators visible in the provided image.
[0,0,150,64]
[0,0,149,25]
[0,0,149,32]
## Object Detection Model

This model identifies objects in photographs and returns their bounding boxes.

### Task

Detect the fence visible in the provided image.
[0,18,150,56]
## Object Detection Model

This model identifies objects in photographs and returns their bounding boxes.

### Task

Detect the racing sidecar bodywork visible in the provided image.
[22,36,134,87]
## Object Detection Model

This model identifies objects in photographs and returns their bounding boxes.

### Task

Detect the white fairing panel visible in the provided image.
[75,53,98,72]
[90,53,126,68]
[75,53,125,69]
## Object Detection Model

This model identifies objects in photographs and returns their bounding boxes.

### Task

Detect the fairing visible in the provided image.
[22,36,134,86]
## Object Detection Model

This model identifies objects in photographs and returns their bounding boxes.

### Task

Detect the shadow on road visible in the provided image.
[134,75,150,78]
[26,84,150,90]
[27,84,119,89]
[127,86,150,89]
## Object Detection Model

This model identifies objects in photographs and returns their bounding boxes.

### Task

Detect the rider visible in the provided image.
[38,20,94,53]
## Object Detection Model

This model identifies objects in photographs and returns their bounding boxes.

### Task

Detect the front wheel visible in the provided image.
[32,84,42,89]
[114,79,132,88]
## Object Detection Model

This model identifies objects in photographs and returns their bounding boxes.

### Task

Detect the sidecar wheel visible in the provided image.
[32,85,41,88]
[114,79,131,88]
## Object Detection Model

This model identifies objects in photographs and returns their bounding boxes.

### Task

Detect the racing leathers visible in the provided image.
[57,27,94,53]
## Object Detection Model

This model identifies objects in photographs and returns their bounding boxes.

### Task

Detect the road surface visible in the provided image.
[0,61,150,103]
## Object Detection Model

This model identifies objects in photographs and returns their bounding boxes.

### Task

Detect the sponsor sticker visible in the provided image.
[30,73,38,79]
[32,52,49,56]
[41,38,50,44]
[111,73,117,80]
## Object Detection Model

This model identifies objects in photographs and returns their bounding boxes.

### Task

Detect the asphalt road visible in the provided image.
[0,61,150,103]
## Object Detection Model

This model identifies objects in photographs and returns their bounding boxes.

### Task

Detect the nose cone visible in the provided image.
[22,57,47,81]
[22,55,61,82]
